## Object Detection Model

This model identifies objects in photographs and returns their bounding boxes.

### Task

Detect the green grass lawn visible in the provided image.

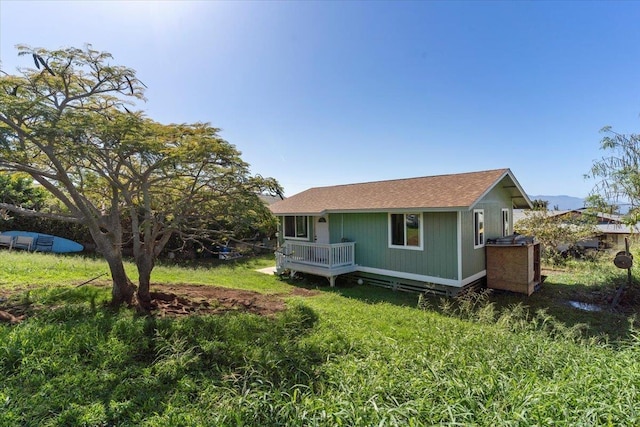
[1,250,639,426]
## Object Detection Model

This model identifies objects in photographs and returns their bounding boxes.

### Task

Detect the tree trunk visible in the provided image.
[85,195,138,307]
[102,247,136,306]
[136,253,154,311]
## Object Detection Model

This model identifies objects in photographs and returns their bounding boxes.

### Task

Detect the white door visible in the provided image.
[315,217,330,244]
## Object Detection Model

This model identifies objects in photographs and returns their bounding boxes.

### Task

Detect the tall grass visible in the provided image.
[1,251,639,425]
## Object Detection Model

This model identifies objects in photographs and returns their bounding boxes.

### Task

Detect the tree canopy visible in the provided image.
[0,45,281,307]
[586,126,640,224]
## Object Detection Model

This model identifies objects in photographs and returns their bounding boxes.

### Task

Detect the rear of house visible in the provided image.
[270,169,532,294]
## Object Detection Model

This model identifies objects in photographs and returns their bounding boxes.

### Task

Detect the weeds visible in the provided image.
[422,289,594,345]
[2,251,640,425]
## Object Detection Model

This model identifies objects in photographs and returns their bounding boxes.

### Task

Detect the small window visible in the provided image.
[389,213,422,250]
[502,208,510,237]
[283,215,308,239]
[474,209,485,248]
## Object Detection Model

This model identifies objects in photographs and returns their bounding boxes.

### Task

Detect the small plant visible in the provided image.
[152,329,201,381]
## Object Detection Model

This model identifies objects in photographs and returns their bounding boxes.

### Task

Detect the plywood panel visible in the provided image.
[486,243,541,295]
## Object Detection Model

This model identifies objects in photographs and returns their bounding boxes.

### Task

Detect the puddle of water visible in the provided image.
[568,300,604,312]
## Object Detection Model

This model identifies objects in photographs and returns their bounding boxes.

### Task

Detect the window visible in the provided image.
[474,209,485,248]
[389,213,422,249]
[502,208,510,237]
[283,215,308,239]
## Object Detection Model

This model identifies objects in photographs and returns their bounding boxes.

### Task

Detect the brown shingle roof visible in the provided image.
[270,168,531,215]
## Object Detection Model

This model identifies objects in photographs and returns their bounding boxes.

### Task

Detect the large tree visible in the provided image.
[0,45,281,308]
[586,126,640,224]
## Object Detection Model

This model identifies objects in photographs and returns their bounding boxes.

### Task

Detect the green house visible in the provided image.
[270,168,532,294]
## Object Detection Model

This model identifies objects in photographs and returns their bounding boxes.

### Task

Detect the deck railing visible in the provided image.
[277,241,355,270]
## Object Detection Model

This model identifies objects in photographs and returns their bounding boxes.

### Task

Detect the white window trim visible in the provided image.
[501,208,510,237]
[388,212,424,251]
[473,209,485,249]
[282,215,310,241]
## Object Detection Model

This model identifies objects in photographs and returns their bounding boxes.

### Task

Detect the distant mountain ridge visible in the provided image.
[527,195,634,213]
[528,195,585,210]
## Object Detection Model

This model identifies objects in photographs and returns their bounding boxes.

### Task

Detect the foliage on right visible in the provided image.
[586,126,640,226]
[515,208,596,263]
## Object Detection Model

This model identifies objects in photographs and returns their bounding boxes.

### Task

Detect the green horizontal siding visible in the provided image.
[329,212,458,280]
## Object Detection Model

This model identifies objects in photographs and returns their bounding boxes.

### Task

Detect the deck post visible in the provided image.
[329,276,336,287]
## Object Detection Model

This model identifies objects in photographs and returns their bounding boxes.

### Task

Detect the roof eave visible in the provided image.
[271,206,469,215]
[468,169,533,210]
[270,210,327,216]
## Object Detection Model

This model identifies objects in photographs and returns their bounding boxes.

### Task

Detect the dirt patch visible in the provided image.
[0,282,320,324]
[149,283,289,317]
[0,308,24,324]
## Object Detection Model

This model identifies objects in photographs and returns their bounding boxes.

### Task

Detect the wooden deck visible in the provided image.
[275,241,356,286]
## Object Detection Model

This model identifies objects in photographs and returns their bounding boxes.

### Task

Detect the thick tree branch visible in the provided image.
[0,202,83,223]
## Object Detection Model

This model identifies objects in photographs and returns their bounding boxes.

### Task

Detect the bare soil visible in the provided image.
[0,282,320,324]
[148,283,318,317]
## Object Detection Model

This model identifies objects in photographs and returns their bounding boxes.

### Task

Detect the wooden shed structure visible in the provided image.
[486,235,541,295]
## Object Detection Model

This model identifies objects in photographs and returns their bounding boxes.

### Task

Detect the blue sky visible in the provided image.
[1,1,639,198]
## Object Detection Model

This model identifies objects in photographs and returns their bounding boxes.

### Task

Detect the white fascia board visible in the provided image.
[457,211,463,283]
[325,207,468,214]
[356,266,487,287]
[275,211,327,216]
[468,169,532,211]
[508,171,534,209]
[461,270,487,286]
[356,266,463,287]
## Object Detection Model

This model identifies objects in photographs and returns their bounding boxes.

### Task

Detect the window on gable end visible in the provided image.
[474,209,485,248]
[502,208,510,237]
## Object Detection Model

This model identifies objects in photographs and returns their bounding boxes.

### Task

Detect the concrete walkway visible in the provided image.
[256,266,278,275]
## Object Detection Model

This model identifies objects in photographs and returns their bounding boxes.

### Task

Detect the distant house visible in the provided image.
[513,208,640,250]
[270,169,532,294]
